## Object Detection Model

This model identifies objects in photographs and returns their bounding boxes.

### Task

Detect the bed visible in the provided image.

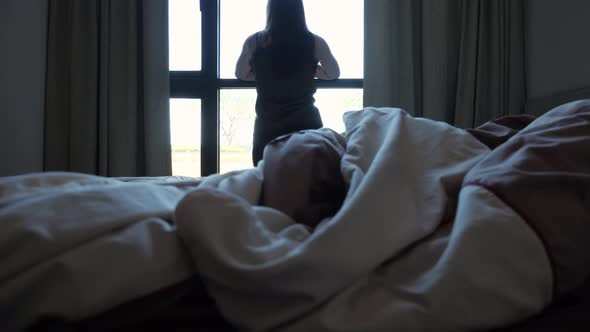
[1,98,589,332]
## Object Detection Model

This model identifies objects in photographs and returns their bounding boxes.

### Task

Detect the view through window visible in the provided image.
[218,89,364,174]
[170,99,202,176]
[169,0,364,176]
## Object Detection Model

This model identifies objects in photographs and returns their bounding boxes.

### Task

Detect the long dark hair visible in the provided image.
[261,0,315,75]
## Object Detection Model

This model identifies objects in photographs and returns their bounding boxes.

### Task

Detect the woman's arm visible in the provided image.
[235,34,257,81]
[314,35,340,80]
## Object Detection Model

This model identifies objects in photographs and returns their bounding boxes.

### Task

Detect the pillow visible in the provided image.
[261,128,347,228]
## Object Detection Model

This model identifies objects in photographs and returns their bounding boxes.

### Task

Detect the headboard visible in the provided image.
[525,87,590,116]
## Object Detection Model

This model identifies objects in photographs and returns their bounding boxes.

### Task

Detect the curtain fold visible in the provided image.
[364,0,526,128]
[44,0,171,176]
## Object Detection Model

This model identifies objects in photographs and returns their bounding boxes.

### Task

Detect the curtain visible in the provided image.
[44,0,171,176]
[364,0,526,128]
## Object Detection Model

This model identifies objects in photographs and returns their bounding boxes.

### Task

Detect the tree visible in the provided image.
[221,107,241,146]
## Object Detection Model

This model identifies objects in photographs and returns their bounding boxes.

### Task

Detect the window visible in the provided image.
[169,0,364,176]
[219,0,363,79]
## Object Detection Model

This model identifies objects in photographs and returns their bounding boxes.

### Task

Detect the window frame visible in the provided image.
[169,0,363,176]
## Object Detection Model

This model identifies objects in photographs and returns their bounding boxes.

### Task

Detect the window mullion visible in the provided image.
[200,0,220,176]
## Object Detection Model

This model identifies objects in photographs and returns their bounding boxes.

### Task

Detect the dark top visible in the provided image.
[251,33,321,126]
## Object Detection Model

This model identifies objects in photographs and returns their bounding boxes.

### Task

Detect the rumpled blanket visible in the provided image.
[2,100,590,332]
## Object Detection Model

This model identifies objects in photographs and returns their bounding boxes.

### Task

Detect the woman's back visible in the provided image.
[252,31,318,120]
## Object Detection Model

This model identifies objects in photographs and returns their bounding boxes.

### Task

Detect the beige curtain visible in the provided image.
[364,0,526,128]
[44,0,171,176]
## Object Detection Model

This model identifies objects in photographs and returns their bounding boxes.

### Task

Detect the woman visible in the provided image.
[235,0,340,166]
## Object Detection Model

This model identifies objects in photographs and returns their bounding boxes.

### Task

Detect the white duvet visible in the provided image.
[0,108,552,331]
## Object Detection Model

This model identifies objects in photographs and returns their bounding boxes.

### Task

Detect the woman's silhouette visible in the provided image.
[236,0,340,166]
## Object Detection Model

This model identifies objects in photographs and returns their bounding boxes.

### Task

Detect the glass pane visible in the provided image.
[220,0,266,79]
[219,89,257,174]
[170,98,201,177]
[169,0,202,71]
[305,1,364,78]
[218,88,363,174]
[220,0,363,79]
[315,89,364,134]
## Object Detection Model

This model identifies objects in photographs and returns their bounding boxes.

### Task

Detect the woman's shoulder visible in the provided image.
[311,33,329,46]
[243,32,257,45]
[311,33,331,49]
[245,31,271,48]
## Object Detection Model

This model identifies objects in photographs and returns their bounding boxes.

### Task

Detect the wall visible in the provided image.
[0,0,47,176]
[526,0,590,99]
